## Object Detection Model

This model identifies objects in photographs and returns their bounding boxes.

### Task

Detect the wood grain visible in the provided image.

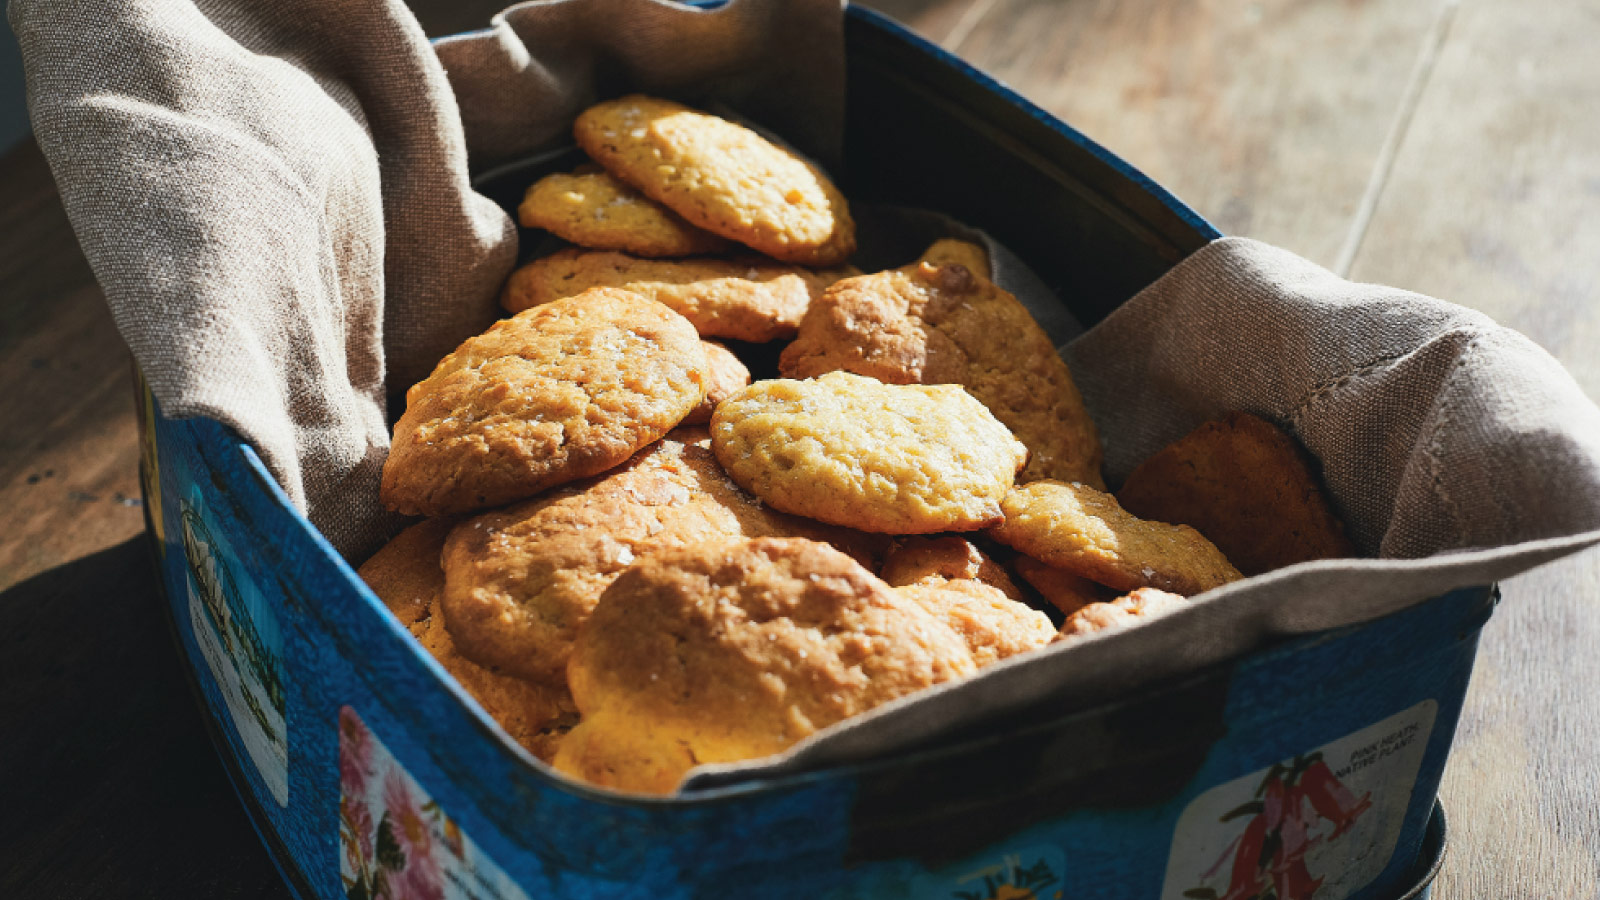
[1345,1,1600,895]
[948,0,1445,268]
[0,143,144,592]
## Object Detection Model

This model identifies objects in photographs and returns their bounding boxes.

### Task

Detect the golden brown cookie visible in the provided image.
[357,521,575,762]
[554,537,977,794]
[517,169,731,257]
[441,427,885,684]
[411,598,578,763]
[918,238,990,279]
[356,518,456,628]
[381,288,706,517]
[1058,588,1188,640]
[892,580,1054,667]
[879,536,1025,603]
[500,249,857,343]
[711,371,1028,534]
[1117,412,1356,576]
[683,340,750,425]
[575,95,855,265]
[990,480,1243,596]
[779,256,1104,487]
[1011,555,1114,616]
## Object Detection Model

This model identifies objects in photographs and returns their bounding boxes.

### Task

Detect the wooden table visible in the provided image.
[3,1,1596,896]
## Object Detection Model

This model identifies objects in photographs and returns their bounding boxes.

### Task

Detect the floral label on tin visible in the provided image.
[1161,700,1437,900]
[181,491,289,805]
[339,706,532,900]
[912,845,1068,900]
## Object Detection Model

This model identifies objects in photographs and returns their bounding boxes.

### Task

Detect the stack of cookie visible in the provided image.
[358,95,1354,795]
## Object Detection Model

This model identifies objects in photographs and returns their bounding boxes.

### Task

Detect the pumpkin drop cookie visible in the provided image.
[711,371,1028,534]
[500,249,856,343]
[1058,588,1188,640]
[990,480,1243,596]
[779,252,1104,487]
[358,521,576,762]
[575,95,855,265]
[879,535,1025,603]
[442,428,885,684]
[381,288,706,517]
[892,580,1054,667]
[518,168,730,257]
[1117,412,1355,576]
[683,341,750,425]
[554,537,977,794]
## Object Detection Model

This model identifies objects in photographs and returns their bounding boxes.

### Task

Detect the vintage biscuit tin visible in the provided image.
[139,7,1477,898]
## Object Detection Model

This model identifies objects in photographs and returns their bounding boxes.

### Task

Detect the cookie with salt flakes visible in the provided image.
[441,428,884,685]
[555,537,975,794]
[575,95,855,265]
[518,169,730,257]
[380,288,706,517]
[779,252,1104,487]
[711,371,1028,534]
[990,480,1243,596]
[501,249,857,343]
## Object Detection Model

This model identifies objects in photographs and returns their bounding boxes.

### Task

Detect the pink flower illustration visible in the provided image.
[341,795,374,867]
[382,771,443,900]
[339,706,374,799]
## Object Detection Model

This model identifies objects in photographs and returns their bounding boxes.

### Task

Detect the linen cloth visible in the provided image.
[13,0,1600,788]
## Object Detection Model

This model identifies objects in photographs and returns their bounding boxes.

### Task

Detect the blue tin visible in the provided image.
[137,7,1482,899]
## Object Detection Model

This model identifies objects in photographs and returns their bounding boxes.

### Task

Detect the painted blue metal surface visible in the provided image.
[137,7,1475,899]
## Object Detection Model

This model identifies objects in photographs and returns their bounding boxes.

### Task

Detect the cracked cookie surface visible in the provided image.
[518,169,730,257]
[575,95,855,265]
[711,371,1028,534]
[780,255,1104,486]
[381,288,706,517]
[501,249,856,343]
[990,480,1243,596]
[441,428,883,684]
[554,537,975,794]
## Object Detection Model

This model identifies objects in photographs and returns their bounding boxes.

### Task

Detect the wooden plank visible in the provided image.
[949,0,1444,267]
[1345,1,1600,896]
[854,0,985,46]
[0,143,144,592]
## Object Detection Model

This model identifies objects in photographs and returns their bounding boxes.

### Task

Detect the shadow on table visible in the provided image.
[0,536,290,900]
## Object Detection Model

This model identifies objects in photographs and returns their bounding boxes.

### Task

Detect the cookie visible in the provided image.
[381,288,706,517]
[575,95,855,266]
[1058,588,1188,640]
[683,340,750,425]
[989,480,1243,595]
[711,371,1028,534]
[356,518,456,628]
[411,598,578,763]
[500,249,857,343]
[1012,555,1114,616]
[879,535,1025,603]
[918,238,990,279]
[358,521,575,762]
[517,169,731,257]
[1117,412,1356,576]
[441,427,886,684]
[892,580,1054,667]
[779,255,1104,487]
[554,537,976,794]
